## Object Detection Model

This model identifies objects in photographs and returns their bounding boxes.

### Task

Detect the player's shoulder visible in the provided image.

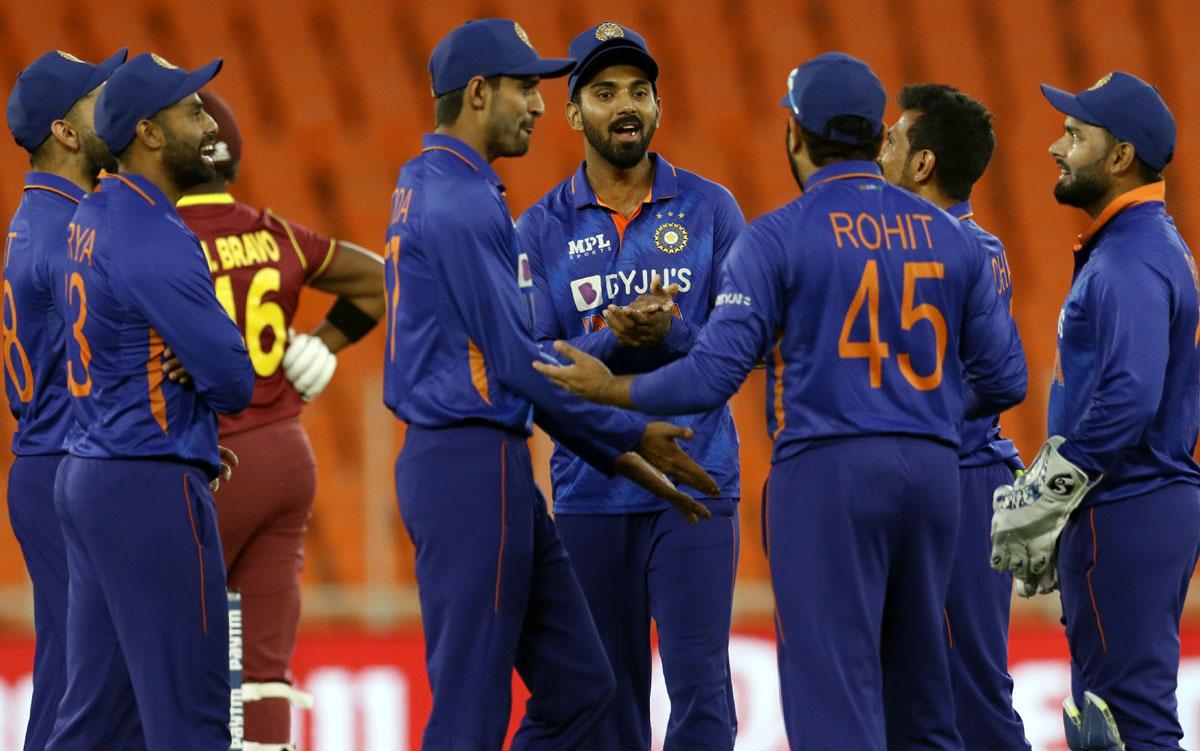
[524,171,577,221]
[657,157,740,213]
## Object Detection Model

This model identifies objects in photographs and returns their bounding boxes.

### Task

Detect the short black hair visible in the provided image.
[898,84,995,201]
[799,115,883,166]
[434,75,502,127]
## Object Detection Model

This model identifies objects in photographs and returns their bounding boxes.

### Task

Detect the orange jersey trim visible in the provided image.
[1075,181,1166,250]
[146,328,168,434]
[468,338,491,404]
[595,190,652,249]
[955,211,975,221]
[422,145,480,172]
[808,172,885,190]
[101,171,156,206]
[23,184,81,204]
[176,192,235,207]
[771,336,786,440]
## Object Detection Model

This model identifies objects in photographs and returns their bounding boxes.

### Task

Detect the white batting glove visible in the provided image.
[282,331,337,403]
[991,436,1098,583]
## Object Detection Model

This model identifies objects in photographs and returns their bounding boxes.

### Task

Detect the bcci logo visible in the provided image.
[56,51,84,63]
[654,222,688,254]
[514,22,533,49]
[1089,73,1113,90]
[595,22,625,41]
[151,53,179,70]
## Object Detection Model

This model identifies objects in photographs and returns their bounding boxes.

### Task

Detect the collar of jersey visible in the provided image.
[948,200,974,222]
[1074,181,1166,251]
[569,153,679,211]
[802,160,884,191]
[421,133,504,190]
[23,171,87,203]
[177,192,235,207]
[97,170,171,208]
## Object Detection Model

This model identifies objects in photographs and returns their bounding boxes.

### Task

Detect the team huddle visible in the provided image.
[3,15,1198,751]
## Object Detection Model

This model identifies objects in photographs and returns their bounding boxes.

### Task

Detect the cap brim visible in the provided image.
[168,58,224,105]
[83,48,129,93]
[1040,83,1100,127]
[506,57,575,80]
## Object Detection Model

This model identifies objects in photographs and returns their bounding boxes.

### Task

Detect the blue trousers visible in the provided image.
[395,424,615,750]
[1058,484,1200,751]
[46,457,230,751]
[766,436,964,751]
[556,505,739,751]
[8,455,144,751]
[945,461,1030,750]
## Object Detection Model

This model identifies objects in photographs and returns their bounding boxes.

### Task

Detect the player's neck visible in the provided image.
[912,184,956,211]
[584,150,654,219]
[1083,176,1154,220]
[116,154,186,206]
[183,178,230,197]
[434,122,493,164]
[29,151,95,194]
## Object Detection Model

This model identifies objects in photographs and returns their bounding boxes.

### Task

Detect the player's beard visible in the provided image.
[1053,156,1109,209]
[485,108,534,158]
[162,126,217,191]
[582,111,656,171]
[80,129,117,180]
[786,124,804,191]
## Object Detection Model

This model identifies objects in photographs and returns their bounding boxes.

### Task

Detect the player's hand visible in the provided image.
[283,330,337,403]
[605,274,678,348]
[533,341,633,407]
[636,422,721,499]
[210,445,238,492]
[990,436,1097,577]
[162,346,192,386]
[613,451,710,524]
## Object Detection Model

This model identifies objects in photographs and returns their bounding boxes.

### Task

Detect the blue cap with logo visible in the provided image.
[567,22,659,98]
[6,48,128,152]
[1040,72,1175,171]
[779,51,886,144]
[429,19,574,97]
[94,52,222,156]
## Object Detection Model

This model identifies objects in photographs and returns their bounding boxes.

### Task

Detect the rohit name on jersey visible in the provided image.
[200,230,283,273]
[572,267,691,331]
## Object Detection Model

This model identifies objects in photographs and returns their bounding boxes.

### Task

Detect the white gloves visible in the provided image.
[282,332,337,403]
[990,436,1099,596]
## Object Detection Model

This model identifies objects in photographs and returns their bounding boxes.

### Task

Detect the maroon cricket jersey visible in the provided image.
[177,192,338,436]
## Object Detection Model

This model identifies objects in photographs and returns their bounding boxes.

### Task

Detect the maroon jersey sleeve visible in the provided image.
[267,210,339,282]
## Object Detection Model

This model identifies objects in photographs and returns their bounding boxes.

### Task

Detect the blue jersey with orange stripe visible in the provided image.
[3,173,82,455]
[629,160,1027,461]
[515,156,742,514]
[383,134,645,472]
[61,172,253,478]
[951,201,1022,469]
[1049,183,1200,505]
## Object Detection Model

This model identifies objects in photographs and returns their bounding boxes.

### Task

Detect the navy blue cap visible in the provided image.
[779,52,886,144]
[567,22,659,98]
[6,49,128,151]
[95,52,222,155]
[429,19,574,97]
[1041,72,1176,171]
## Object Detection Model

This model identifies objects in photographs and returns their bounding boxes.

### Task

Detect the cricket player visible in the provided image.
[44,53,253,751]
[3,48,145,751]
[515,22,742,750]
[991,72,1200,751]
[387,19,719,750]
[536,51,1027,750]
[878,83,1031,749]
[177,90,385,750]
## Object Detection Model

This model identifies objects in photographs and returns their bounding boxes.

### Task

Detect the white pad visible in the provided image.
[241,681,314,709]
[282,332,337,402]
[242,743,296,751]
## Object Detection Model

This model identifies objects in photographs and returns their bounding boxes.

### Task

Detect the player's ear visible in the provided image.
[48,119,81,152]
[787,118,804,156]
[465,76,490,113]
[134,118,165,150]
[912,149,937,184]
[1109,141,1137,176]
[566,99,583,132]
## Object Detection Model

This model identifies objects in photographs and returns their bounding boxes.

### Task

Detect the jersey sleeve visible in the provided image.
[270,211,338,282]
[120,226,254,414]
[1057,262,1170,476]
[631,218,783,414]
[429,190,645,472]
[514,206,626,368]
[958,234,1028,421]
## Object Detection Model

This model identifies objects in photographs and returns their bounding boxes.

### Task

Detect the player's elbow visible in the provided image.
[205,359,255,414]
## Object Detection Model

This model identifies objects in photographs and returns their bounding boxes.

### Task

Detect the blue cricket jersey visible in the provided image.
[3,173,81,455]
[630,161,1027,462]
[951,201,1022,469]
[516,155,742,515]
[383,134,646,473]
[1049,183,1200,505]
[62,172,253,478]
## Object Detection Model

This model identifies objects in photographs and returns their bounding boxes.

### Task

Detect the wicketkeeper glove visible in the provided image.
[991,436,1099,587]
[282,331,337,403]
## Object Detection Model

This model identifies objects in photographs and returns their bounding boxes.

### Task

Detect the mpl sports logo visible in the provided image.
[567,233,613,260]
